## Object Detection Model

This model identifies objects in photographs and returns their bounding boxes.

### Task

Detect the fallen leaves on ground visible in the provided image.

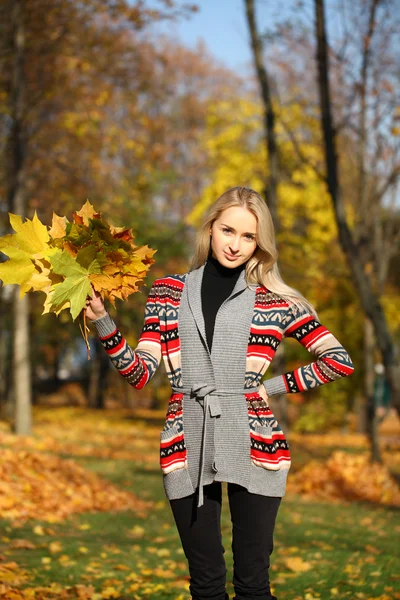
[0,408,160,466]
[0,562,30,587]
[287,450,400,506]
[0,448,151,525]
[283,556,312,572]
[0,574,191,599]
[0,408,398,600]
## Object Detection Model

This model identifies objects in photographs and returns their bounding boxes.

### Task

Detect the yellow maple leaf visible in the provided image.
[0,212,54,295]
[132,245,157,265]
[89,273,113,292]
[103,264,120,276]
[33,525,45,536]
[42,289,70,315]
[49,213,69,239]
[20,270,52,297]
[283,556,312,572]
[74,200,101,226]
[101,586,121,599]
[0,245,35,287]
[48,541,63,553]
[121,273,141,288]
[109,289,125,303]
[8,212,49,254]
[129,525,145,538]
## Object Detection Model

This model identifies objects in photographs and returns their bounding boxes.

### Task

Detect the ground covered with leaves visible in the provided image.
[0,407,399,600]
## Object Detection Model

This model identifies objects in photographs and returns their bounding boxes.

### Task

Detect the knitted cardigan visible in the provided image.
[92,265,354,503]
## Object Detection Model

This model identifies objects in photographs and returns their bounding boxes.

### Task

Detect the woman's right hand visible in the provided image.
[85,285,108,321]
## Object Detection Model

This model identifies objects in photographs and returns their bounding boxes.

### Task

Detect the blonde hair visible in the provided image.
[189,186,319,319]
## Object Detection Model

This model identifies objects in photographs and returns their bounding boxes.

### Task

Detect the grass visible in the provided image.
[0,406,399,600]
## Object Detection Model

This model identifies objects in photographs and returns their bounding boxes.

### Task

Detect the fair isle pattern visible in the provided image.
[250,424,291,470]
[96,274,354,477]
[245,391,291,469]
[165,393,184,432]
[160,425,187,473]
[159,392,187,473]
[99,286,161,389]
[244,289,287,393]
[282,311,355,393]
[156,275,186,390]
[99,275,186,390]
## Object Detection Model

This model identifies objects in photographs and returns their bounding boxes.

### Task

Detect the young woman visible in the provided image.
[86,186,354,600]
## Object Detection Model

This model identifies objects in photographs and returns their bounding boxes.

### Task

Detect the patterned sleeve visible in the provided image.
[91,281,161,389]
[263,303,354,397]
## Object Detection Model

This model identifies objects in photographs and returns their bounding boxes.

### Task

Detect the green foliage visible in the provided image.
[292,382,350,433]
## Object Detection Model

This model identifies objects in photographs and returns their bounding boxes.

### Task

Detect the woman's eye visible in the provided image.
[222,228,254,241]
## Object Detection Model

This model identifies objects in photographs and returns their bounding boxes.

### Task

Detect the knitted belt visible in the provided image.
[171,383,259,508]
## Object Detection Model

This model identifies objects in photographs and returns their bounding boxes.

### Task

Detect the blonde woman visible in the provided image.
[86,186,354,600]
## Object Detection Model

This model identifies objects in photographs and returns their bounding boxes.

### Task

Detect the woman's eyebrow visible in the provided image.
[220,223,256,236]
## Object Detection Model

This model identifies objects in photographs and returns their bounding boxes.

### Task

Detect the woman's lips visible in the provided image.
[224,252,238,260]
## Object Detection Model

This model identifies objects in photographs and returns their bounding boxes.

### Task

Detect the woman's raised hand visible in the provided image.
[85,285,108,321]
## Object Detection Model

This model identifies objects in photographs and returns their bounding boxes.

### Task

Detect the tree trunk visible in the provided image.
[363,316,382,461]
[244,0,290,427]
[9,0,32,434]
[314,0,400,420]
[244,0,279,230]
[13,291,32,433]
[87,337,110,409]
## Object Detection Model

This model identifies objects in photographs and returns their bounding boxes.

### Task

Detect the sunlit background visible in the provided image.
[0,1,399,599]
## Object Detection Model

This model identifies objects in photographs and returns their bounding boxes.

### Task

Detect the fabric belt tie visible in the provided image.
[171,382,260,508]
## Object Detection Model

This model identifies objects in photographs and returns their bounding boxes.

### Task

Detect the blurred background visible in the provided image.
[1,0,399,440]
[0,1,399,598]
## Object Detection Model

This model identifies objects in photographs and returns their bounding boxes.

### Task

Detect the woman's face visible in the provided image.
[210,206,257,268]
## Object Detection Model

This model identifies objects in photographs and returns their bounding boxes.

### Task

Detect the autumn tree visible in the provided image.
[243,0,399,455]
[314,0,400,460]
[0,0,199,432]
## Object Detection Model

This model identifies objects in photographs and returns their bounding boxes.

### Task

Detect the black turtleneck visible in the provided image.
[201,254,246,352]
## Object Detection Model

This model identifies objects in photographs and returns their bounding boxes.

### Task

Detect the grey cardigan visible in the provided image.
[92,265,354,505]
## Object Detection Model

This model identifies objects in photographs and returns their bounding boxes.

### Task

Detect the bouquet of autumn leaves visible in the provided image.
[0,201,156,358]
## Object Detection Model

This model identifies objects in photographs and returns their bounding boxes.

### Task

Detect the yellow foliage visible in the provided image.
[186,96,266,225]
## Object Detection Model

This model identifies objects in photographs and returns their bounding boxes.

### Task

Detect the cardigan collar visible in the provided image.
[186,263,249,354]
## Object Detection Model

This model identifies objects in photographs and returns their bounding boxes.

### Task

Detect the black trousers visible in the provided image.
[169,481,281,600]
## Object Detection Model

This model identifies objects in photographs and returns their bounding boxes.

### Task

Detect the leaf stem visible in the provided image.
[79,308,91,360]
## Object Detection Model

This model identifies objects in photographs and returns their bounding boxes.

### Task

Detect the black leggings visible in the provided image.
[169,481,281,600]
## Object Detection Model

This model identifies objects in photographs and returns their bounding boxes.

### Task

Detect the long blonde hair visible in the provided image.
[189,186,318,319]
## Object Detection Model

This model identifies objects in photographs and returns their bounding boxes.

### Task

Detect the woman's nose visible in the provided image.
[229,238,240,252]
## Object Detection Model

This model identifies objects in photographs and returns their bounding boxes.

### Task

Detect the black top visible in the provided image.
[201,254,246,352]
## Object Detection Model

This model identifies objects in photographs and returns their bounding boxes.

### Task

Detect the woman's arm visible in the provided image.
[263,304,354,397]
[89,282,162,389]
